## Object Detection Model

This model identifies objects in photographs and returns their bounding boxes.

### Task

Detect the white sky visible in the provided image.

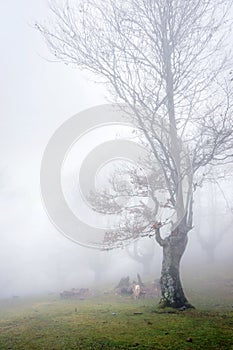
[0,0,109,297]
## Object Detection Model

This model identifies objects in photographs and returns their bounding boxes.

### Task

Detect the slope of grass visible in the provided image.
[0,290,233,350]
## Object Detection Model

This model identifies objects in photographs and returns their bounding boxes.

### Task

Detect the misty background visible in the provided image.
[0,1,232,299]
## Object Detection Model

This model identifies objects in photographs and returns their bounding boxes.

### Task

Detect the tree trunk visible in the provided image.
[154,222,194,309]
[205,246,216,264]
[142,261,150,276]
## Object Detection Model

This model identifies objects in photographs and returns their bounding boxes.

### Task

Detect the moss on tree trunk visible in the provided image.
[154,221,194,309]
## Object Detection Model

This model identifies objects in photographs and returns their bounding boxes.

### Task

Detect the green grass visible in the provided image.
[0,287,233,350]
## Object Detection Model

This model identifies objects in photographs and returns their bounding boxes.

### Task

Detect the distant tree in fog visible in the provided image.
[126,238,156,276]
[88,250,111,285]
[37,0,233,308]
[195,177,233,263]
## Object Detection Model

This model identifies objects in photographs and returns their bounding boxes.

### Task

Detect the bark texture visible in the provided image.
[155,222,194,309]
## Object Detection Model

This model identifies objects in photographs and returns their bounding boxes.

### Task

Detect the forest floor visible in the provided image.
[0,274,233,350]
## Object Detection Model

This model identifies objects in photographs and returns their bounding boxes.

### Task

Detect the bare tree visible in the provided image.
[194,176,233,263]
[126,239,156,277]
[88,250,111,285]
[37,0,233,308]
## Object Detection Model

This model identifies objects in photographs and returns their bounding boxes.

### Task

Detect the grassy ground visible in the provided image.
[0,279,233,350]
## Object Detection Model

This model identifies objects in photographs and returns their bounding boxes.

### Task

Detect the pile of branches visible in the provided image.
[114,274,160,299]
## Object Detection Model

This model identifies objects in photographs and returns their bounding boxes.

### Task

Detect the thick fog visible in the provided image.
[1,1,233,299]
